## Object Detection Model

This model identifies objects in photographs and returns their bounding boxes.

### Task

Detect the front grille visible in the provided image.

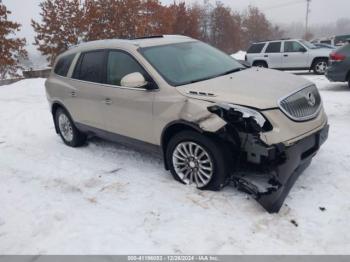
[279,85,321,121]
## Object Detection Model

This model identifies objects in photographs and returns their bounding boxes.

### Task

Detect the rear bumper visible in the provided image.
[234,124,329,213]
[326,64,347,82]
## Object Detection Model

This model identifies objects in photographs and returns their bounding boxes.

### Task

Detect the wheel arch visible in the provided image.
[310,56,329,68]
[252,60,269,67]
[161,121,204,170]
[51,101,73,134]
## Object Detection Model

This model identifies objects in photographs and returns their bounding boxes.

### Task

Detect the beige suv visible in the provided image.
[46,35,329,213]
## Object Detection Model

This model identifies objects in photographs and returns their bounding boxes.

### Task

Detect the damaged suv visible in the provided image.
[46,35,329,213]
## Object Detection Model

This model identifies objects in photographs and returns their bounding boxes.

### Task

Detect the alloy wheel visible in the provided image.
[172,142,214,188]
[58,113,74,142]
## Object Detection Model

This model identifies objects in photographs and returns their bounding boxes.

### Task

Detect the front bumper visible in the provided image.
[233,124,329,213]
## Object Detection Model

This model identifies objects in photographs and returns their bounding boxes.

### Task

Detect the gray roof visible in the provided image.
[64,35,194,55]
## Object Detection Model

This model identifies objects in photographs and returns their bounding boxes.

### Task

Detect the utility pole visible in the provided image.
[305,0,311,37]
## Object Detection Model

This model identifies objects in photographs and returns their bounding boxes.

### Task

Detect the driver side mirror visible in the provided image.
[121,72,148,88]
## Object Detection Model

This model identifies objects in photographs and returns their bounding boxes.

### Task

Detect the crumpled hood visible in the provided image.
[176,68,313,109]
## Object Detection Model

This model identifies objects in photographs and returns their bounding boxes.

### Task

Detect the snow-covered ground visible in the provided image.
[0,74,350,255]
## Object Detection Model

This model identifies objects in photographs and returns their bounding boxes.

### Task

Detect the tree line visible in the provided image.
[1,0,284,79]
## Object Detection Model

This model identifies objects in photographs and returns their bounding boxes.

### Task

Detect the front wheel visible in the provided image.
[166,131,230,191]
[313,59,328,75]
[55,108,86,147]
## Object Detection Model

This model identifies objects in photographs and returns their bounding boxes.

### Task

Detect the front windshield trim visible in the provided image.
[138,41,244,87]
[300,40,317,49]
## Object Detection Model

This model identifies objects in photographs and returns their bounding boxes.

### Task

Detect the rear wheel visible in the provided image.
[166,131,231,191]
[55,108,86,147]
[253,61,268,68]
[313,58,328,75]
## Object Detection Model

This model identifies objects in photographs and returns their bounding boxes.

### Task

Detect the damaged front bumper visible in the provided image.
[233,124,329,213]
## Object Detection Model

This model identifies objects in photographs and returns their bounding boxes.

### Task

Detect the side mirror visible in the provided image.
[120,72,148,88]
[299,47,307,53]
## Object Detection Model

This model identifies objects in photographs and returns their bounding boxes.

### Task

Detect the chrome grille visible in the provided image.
[279,85,321,121]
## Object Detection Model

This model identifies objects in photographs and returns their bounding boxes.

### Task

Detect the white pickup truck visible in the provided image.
[245,39,332,74]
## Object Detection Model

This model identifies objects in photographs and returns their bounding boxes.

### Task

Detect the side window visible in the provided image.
[265,42,281,53]
[284,41,306,52]
[107,51,148,87]
[73,51,106,83]
[54,54,75,77]
[247,43,265,54]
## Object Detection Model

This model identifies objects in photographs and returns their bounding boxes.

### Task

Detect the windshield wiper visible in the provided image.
[184,68,246,85]
[220,67,246,76]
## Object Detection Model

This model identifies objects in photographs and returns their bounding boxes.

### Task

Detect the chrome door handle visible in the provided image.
[70,91,77,97]
[104,98,112,105]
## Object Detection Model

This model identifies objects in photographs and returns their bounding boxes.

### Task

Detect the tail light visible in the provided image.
[245,54,247,61]
[330,52,346,62]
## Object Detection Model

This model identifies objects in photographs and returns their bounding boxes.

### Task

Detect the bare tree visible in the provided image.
[32,0,83,65]
[0,2,27,79]
[210,2,241,53]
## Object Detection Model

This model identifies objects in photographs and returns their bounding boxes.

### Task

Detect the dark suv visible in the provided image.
[326,43,350,88]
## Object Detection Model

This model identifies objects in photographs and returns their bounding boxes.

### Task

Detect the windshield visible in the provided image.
[140,41,244,86]
[300,40,317,49]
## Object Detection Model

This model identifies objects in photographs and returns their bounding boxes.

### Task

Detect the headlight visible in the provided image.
[216,103,266,127]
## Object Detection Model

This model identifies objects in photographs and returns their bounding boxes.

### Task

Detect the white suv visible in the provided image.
[246,39,332,74]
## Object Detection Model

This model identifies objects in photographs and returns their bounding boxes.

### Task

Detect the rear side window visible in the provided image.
[247,43,265,53]
[54,54,75,77]
[107,51,148,86]
[265,42,281,53]
[73,51,106,83]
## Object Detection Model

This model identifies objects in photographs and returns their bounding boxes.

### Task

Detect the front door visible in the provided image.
[101,50,155,144]
[282,41,309,68]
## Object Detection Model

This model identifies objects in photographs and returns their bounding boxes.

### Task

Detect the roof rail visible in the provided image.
[132,35,164,40]
[255,37,291,43]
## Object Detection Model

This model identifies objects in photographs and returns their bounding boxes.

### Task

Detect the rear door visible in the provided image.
[68,50,108,129]
[264,41,282,68]
[282,41,309,68]
[246,43,266,65]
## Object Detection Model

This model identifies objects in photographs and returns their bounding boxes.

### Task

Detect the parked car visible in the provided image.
[313,43,336,49]
[313,34,350,47]
[46,35,329,213]
[246,39,332,74]
[326,43,350,88]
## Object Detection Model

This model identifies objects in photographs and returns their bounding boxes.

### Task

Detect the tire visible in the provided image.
[253,61,268,68]
[166,130,231,191]
[55,107,86,147]
[313,58,328,75]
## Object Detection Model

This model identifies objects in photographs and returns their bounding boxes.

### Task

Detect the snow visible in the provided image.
[231,50,247,60]
[0,75,350,255]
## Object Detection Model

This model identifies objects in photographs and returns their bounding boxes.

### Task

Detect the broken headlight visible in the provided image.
[208,103,272,133]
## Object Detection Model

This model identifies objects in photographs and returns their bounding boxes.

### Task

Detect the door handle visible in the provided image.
[284,54,289,57]
[70,91,77,97]
[264,55,269,58]
[104,98,112,105]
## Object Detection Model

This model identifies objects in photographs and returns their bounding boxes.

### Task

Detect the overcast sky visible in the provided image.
[3,0,350,51]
